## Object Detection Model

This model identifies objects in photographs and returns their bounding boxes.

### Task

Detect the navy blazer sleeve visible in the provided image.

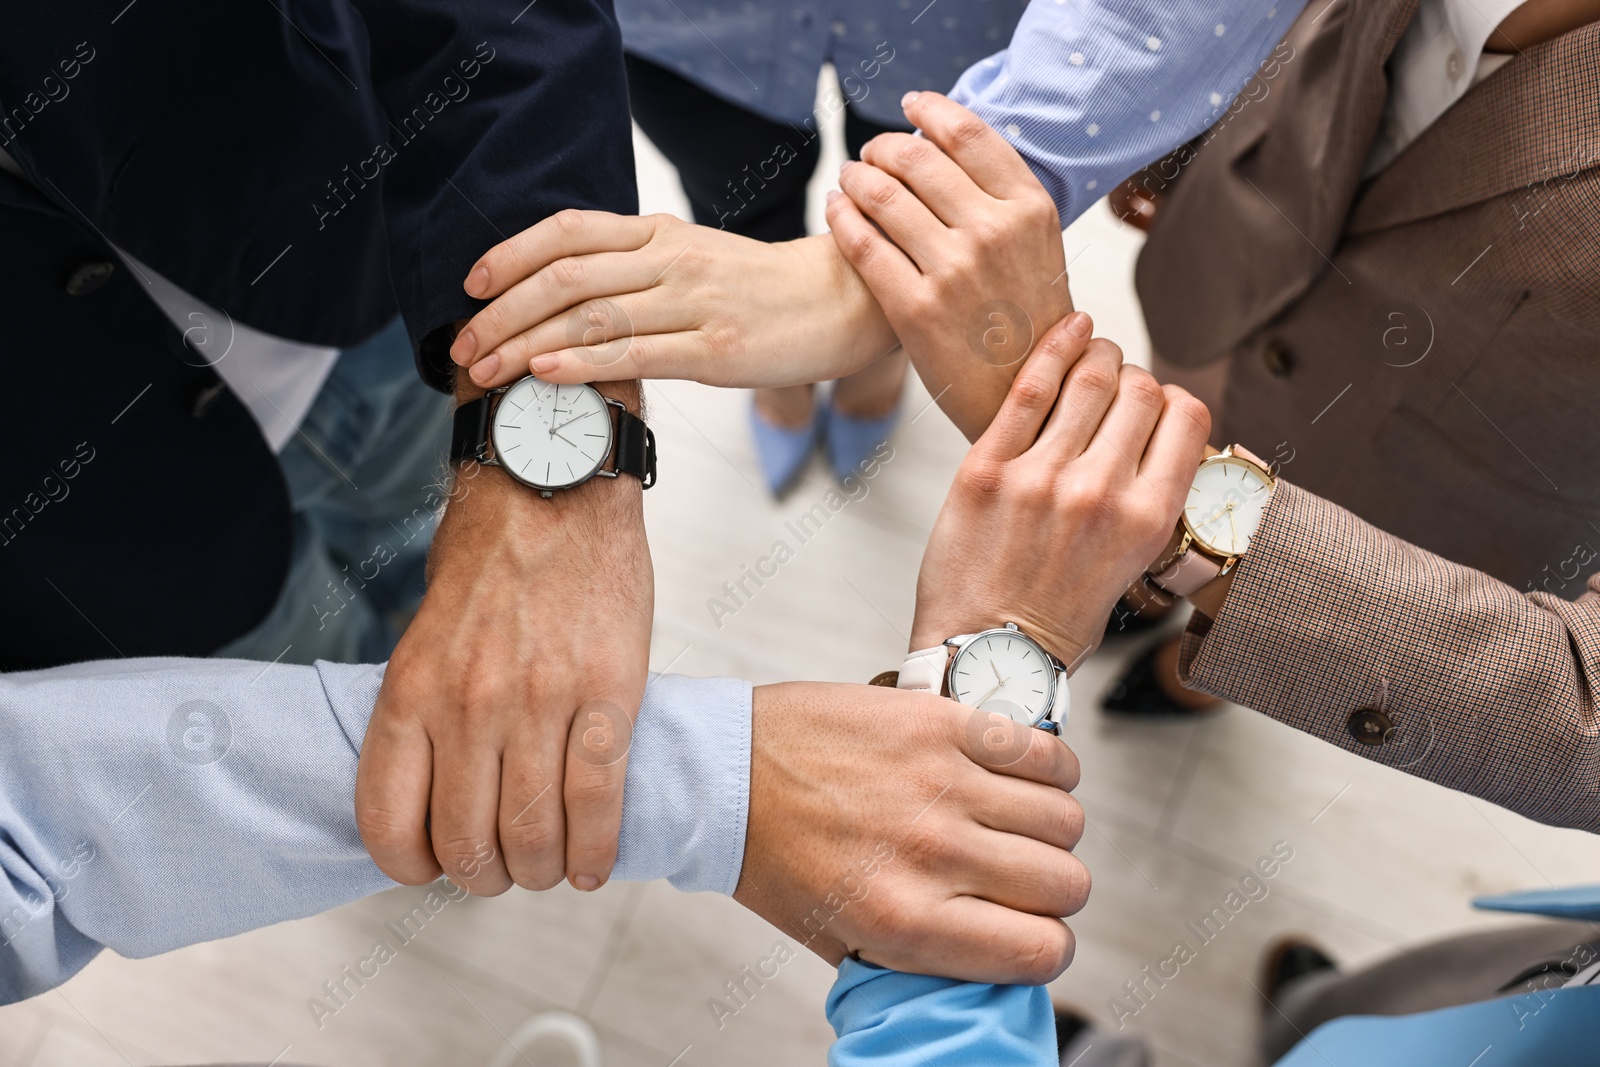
[346,0,639,391]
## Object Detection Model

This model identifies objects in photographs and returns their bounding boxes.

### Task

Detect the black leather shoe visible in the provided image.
[1102,644,1212,717]
[1053,1003,1091,1060]
[1261,937,1337,1008]
[1102,600,1167,641]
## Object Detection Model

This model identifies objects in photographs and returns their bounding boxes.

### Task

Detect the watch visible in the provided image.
[1148,443,1275,596]
[450,377,656,498]
[897,622,1069,733]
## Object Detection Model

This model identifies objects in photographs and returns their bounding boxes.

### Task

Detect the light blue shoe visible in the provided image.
[749,393,822,497]
[824,395,902,484]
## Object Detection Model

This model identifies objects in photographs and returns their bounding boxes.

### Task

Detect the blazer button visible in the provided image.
[1347,707,1394,746]
[1260,339,1294,378]
[65,260,116,296]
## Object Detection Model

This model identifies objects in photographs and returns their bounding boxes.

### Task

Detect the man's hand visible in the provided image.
[826,92,1073,442]
[736,681,1090,985]
[911,313,1210,668]
[444,212,898,391]
[355,390,652,897]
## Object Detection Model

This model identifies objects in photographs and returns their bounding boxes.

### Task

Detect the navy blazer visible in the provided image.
[0,1,638,668]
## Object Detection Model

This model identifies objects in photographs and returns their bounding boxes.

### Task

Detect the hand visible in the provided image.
[446,212,898,390]
[909,313,1211,668]
[825,91,1073,442]
[735,681,1090,985]
[356,422,652,896]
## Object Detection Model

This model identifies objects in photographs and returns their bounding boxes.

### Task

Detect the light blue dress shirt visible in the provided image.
[0,659,750,1003]
[615,0,1030,130]
[947,0,1311,226]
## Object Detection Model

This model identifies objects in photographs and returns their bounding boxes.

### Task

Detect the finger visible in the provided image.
[354,708,443,886]
[861,896,1076,985]
[562,698,635,890]
[526,331,728,386]
[825,188,921,301]
[955,709,1082,792]
[1031,337,1125,458]
[973,312,1093,460]
[499,725,568,892]
[1139,384,1212,505]
[469,290,696,389]
[858,132,988,228]
[465,210,656,300]
[954,826,1092,918]
[455,249,669,370]
[1085,364,1168,475]
[838,160,948,272]
[901,92,1042,202]
[432,741,514,896]
[968,776,1086,852]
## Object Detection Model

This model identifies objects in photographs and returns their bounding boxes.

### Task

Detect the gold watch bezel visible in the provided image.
[1178,446,1276,570]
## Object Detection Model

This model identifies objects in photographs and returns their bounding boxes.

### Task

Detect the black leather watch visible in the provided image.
[450,377,656,498]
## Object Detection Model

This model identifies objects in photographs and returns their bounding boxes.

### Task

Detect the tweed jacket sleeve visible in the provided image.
[1179,482,1600,832]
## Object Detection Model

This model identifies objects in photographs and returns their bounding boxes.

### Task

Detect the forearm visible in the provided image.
[1178,483,1600,830]
[0,660,750,1002]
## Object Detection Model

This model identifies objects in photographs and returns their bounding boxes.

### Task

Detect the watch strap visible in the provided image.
[897,645,948,694]
[450,395,493,464]
[614,407,657,488]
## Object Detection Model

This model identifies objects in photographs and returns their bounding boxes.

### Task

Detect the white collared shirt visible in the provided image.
[1364,0,1525,175]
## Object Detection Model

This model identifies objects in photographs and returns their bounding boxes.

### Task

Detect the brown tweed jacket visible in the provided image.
[1133,0,1600,828]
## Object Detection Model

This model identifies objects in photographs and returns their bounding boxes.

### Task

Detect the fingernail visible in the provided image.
[901,91,920,110]
[1065,311,1092,337]
[839,159,856,174]
[469,352,500,384]
[451,328,477,365]
[530,354,560,375]
[572,874,600,891]
[465,265,490,297]
[825,189,842,205]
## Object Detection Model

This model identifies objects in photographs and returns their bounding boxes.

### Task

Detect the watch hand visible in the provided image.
[1228,510,1238,549]
[991,660,1004,684]
[551,429,578,448]
[550,410,598,434]
[1198,506,1229,529]
[973,681,1004,707]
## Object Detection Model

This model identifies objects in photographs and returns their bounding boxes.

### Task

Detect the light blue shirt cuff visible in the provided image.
[826,960,1055,1067]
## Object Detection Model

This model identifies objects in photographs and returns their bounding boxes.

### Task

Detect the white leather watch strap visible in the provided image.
[897,645,948,694]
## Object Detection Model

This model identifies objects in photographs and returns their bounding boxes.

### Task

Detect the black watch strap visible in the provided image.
[449,395,492,464]
[614,407,658,488]
[448,391,656,489]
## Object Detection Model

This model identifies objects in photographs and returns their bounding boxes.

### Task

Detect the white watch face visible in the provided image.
[489,378,612,490]
[948,629,1054,727]
[1184,456,1272,556]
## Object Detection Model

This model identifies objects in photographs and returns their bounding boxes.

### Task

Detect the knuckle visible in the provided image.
[949,116,989,149]
[547,255,585,291]
[955,455,1007,498]
[969,218,1010,248]
[1014,925,1072,984]
[1120,367,1165,408]
[841,227,880,266]
[500,815,561,863]
[866,178,899,210]
[1070,361,1119,401]
[1060,856,1093,914]
[890,136,935,171]
[1010,372,1056,407]
[1169,390,1213,438]
[550,207,587,238]
[564,766,621,810]
[1057,795,1086,850]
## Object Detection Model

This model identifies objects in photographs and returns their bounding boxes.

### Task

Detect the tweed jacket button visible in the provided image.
[1348,707,1393,746]
[1261,339,1294,378]
[65,260,116,296]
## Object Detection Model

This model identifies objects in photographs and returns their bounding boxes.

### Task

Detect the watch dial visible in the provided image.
[490,378,612,490]
[949,630,1053,727]
[1184,457,1272,556]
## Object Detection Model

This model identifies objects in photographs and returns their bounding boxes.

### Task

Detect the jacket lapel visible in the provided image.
[1349,24,1600,235]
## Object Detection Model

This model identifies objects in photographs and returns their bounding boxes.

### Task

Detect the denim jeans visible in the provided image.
[214,316,450,664]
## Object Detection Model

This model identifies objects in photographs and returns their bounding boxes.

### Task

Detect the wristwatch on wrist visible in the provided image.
[450,377,656,498]
[896,622,1069,733]
[1147,443,1275,597]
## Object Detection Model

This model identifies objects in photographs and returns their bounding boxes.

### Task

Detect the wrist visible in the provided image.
[794,234,897,366]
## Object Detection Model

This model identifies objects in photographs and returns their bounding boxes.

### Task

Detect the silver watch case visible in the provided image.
[943,622,1069,733]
